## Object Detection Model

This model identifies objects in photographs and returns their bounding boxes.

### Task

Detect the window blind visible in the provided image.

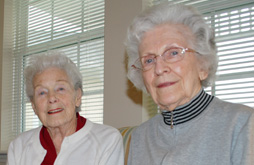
[203,2,254,107]
[3,0,104,149]
[143,0,254,117]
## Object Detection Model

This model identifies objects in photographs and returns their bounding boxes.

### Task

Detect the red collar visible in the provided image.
[40,112,86,165]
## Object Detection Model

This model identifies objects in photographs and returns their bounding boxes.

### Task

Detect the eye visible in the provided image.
[163,48,182,61]
[56,84,67,93]
[39,91,45,95]
[142,55,155,65]
[59,87,64,91]
[168,48,180,57]
[145,58,154,64]
[57,87,65,92]
[171,50,179,56]
[36,89,47,96]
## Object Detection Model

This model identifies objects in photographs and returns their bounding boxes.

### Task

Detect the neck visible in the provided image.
[159,87,203,111]
[161,89,214,128]
[47,118,77,153]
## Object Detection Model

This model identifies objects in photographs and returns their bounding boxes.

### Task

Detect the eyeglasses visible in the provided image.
[132,46,197,71]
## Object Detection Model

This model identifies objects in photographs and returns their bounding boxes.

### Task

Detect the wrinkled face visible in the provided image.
[139,24,207,111]
[31,67,82,128]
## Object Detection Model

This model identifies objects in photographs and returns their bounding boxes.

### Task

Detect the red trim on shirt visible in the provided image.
[40,112,86,165]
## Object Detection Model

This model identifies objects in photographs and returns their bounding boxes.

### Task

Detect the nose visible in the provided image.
[154,56,170,75]
[48,92,58,104]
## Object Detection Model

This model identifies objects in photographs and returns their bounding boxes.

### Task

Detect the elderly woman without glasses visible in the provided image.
[126,3,254,165]
[7,52,124,165]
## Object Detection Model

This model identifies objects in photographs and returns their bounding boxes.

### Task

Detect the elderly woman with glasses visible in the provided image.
[7,52,124,165]
[126,3,254,165]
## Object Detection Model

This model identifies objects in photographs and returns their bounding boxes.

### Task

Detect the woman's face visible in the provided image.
[31,67,82,129]
[139,24,207,111]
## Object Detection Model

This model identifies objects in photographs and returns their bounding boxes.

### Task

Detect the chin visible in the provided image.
[158,98,179,109]
[46,120,65,128]
[159,94,177,103]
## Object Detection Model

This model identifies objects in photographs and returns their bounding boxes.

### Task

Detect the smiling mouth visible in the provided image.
[157,82,176,88]
[48,108,63,114]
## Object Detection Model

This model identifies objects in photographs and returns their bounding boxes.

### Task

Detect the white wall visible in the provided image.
[0,0,13,152]
[0,0,4,149]
[104,0,144,128]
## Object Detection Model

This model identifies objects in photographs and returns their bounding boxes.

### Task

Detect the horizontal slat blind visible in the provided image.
[144,0,254,117]
[204,2,254,107]
[9,0,105,141]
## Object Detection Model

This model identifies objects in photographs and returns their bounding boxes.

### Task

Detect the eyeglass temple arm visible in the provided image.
[131,65,137,69]
[185,48,196,53]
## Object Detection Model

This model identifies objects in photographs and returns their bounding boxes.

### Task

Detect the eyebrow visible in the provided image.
[143,44,181,57]
[164,43,181,50]
[34,79,70,89]
[56,79,70,83]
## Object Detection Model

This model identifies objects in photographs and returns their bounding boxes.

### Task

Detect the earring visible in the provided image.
[157,105,161,114]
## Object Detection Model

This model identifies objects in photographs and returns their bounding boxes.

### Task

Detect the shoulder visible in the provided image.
[207,97,254,130]
[86,120,122,140]
[8,126,42,160]
[10,127,41,147]
[210,97,254,117]
[82,120,123,155]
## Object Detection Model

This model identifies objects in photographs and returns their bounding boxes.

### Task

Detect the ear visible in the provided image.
[31,99,38,115]
[75,88,82,107]
[199,69,208,81]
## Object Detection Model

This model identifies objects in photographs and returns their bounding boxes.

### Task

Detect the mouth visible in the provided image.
[48,108,63,115]
[157,81,177,88]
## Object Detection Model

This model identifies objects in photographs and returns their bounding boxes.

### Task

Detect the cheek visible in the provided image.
[174,62,196,81]
[62,94,77,108]
[35,101,45,110]
[176,63,202,93]
[172,64,196,94]
[32,101,44,116]
[142,72,154,91]
[173,65,188,85]
[173,65,182,75]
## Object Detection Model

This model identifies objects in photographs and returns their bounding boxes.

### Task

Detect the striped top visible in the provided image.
[161,89,214,128]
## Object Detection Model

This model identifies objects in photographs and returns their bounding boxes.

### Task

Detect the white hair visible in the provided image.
[125,3,218,92]
[24,51,83,112]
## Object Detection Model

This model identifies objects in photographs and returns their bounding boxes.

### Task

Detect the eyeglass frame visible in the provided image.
[131,46,198,71]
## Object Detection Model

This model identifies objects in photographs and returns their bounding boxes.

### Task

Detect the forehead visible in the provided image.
[33,67,70,85]
[139,24,194,53]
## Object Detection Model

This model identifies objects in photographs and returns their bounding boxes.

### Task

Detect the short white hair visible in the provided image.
[24,51,83,112]
[125,3,218,92]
